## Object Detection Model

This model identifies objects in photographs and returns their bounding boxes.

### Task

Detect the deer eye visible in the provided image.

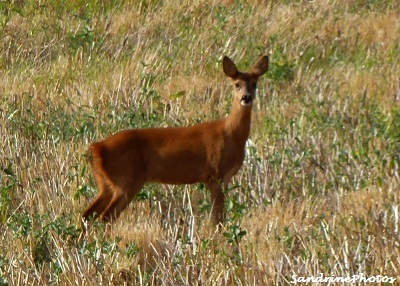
[235,83,240,89]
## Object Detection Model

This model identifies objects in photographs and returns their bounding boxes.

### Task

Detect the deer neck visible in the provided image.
[225,99,252,145]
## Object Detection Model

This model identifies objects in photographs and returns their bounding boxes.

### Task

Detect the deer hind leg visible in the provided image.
[100,181,144,222]
[207,179,225,225]
[82,173,113,221]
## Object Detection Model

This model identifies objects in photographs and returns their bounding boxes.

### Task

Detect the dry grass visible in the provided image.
[0,0,399,285]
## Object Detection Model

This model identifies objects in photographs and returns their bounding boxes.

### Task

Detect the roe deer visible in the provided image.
[82,55,269,226]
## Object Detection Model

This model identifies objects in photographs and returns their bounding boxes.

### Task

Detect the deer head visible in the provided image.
[223,55,269,107]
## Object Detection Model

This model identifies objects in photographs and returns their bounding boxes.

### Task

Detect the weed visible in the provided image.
[268,42,295,82]
[67,20,95,53]
[223,224,247,245]
[0,160,18,223]
[126,241,141,258]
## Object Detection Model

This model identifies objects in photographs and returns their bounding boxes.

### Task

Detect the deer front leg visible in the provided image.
[207,179,225,225]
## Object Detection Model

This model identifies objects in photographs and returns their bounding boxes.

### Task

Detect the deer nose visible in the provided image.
[241,94,252,105]
[243,94,251,101]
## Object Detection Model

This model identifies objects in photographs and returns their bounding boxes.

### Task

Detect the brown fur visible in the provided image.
[82,55,269,225]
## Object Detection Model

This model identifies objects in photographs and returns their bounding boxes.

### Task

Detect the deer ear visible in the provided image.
[223,56,239,79]
[250,55,269,77]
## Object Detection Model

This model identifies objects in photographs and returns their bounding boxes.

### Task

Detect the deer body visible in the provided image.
[83,55,268,225]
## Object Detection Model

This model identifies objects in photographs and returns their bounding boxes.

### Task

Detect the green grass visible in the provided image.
[0,0,399,285]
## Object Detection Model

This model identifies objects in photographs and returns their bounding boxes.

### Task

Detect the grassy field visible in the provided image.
[1,0,399,285]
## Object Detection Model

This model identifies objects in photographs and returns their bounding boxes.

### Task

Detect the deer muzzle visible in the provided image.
[241,94,253,106]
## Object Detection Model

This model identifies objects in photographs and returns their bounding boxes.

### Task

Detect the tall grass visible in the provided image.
[0,0,399,285]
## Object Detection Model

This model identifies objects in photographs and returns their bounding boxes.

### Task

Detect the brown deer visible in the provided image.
[82,55,269,226]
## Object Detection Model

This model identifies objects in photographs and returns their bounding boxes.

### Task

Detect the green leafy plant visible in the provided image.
[223,224,247,244]
[126,241,141,258]
[0,162,18,223]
